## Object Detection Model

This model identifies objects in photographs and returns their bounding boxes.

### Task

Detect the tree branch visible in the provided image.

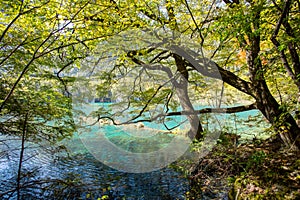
[169,45,253,96]
[138,2,168,25]
[270,0,300,90]
[0,36,29,66]
[0,2,91,112]
[166,102,257,116]
[55,58,82,97]
[0,1,50,43]
[17,112,28,200]
[184,0,205,46]
[96,103,257,127]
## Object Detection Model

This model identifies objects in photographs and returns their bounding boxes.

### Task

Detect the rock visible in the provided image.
[99,119,110,125]
[136,122,144,128]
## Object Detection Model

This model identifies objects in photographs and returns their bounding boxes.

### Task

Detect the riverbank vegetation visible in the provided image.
[0,0,299,199]
[185,132,300,199]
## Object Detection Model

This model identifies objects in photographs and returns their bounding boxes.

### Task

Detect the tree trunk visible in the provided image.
[245,8,300,150]
[253,81,300,150]
[176,82,203,140]
[173,54,203,140]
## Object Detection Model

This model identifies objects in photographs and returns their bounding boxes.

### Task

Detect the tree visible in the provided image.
[0,0,126,141]
[0,0,124,196]
[209,0,300,149]
[1,0,299,153]
[1,1,299,196]
[78,0,299,149]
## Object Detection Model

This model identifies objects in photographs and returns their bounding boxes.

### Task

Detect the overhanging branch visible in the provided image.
[169,45,253,96]
[165,102,257,116]
[95,103,257,126]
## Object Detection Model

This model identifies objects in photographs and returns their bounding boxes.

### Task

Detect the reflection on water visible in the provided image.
[0,136,189,200]
[0,103,268,199]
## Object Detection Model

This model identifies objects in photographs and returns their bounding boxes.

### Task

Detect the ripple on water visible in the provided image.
[0,140,189,200]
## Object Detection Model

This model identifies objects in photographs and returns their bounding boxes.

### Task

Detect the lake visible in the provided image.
[0,103,268,199]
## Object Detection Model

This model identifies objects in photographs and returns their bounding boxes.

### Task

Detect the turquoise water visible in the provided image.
[73,102,269,144]
[0,103,268,199]
[65,102,269,175]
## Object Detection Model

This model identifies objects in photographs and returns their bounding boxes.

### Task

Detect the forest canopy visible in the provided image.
[0,0,299,148]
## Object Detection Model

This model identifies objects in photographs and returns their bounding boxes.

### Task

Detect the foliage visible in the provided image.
[189,134,300,199]
[1,0,300,199]
[1,0,299,145]
[70,0,300,148]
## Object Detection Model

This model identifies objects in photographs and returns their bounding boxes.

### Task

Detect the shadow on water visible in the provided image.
[0,136,189,200]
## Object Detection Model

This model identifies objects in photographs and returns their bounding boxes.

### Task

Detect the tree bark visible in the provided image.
[173,54,203,140]
[253,80,300,149]
[246,8,300,150]
[17,113,28,200]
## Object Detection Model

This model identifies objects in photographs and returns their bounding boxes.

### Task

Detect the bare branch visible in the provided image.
[96,103,257,127]
[167,102,257,116]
